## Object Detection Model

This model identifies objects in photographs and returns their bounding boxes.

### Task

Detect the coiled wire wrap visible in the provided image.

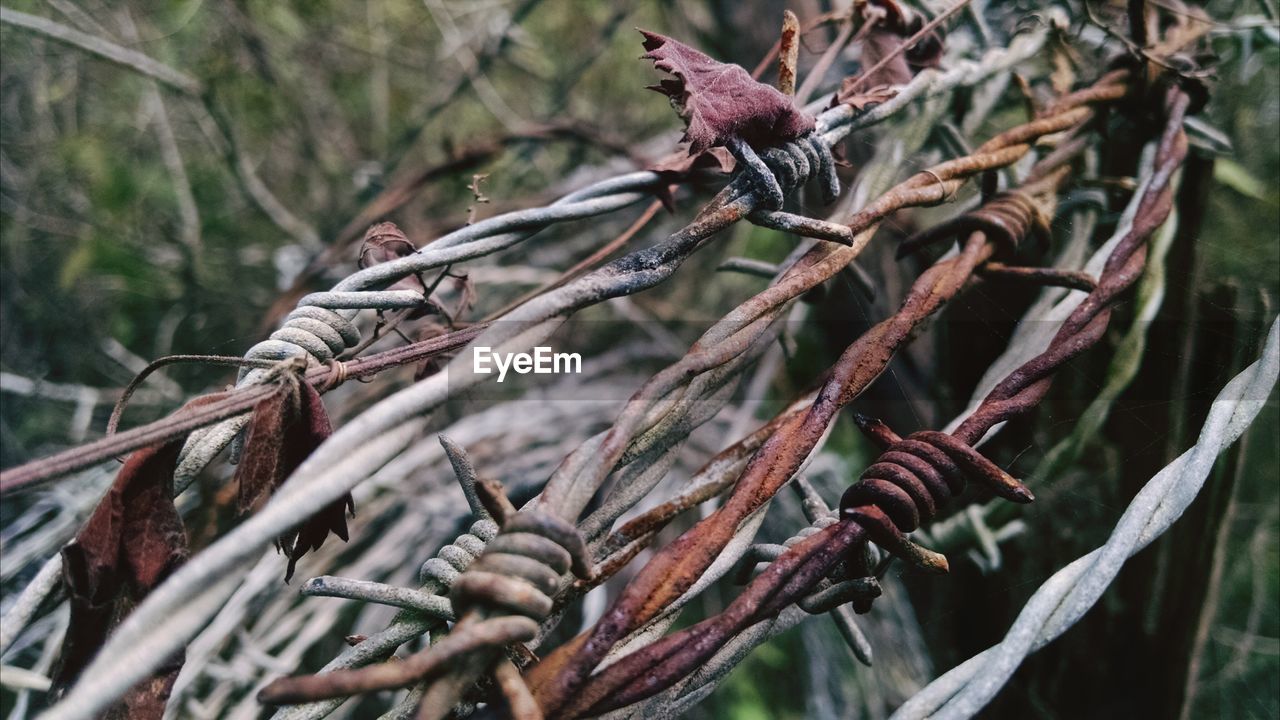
[784,512,882,616]
[839,416,1034,599]
[896,190,1050,260]
[451,511,592,633]
[417,519,500,589]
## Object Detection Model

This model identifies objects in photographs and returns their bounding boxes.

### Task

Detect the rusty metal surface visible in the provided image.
[554,84,1192,718]
[529,74,1129,718]
[218,61,1202,720]
[250,66,1148,718]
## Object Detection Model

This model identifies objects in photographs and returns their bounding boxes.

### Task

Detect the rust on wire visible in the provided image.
[0,323,488,492]
[532,83,1119,714]
[557,84,1192,719]
[242,63,1141,719]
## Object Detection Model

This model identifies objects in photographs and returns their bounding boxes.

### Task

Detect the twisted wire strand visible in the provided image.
[568,411,1036,718]
[451,511,592,625]
[170,14,1062,492]
[532,106,1106,714]
[364,133,844,718]
[32,22,1064,720]
[892,316,1280,720]
[838,423,1034,582]
[174,171,665,482]
[568,84,1193,719]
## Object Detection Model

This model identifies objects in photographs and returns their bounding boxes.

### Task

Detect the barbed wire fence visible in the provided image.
[0,2,1275,719]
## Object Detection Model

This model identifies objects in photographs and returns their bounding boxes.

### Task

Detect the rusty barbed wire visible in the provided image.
[544,219,1050,718]
[527,79,1126,719]
[250,66,1125,718]
[24,12,1213,719]
[0,324,489,493]
[5,14,1059,711]
[555,82,1192,719]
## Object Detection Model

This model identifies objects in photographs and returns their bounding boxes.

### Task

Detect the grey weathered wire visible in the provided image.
[891,316,1280,720]
[299,576,455,619]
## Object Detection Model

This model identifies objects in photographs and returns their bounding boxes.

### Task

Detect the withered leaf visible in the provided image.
[640,29,814,155]
[846,0,945,92]
[358,222,429,317]
[647,145,736,176]
[55,394,227,718]
[830,81,898,112]
[358,221,418,272]
[233,381,353,582]
[645,145,736,210]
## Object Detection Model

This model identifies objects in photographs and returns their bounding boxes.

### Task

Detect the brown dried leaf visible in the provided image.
[280,493,354,583]
[859,26,915,88]
[830,81,898,112]
[53,394,226,717]
[639,29,814,154]
[846,0,945,92]
[358,221,417,269]
[644,144,737,210]
[647,146,736,176]
[233,381,354,582]
[358,222,428,302]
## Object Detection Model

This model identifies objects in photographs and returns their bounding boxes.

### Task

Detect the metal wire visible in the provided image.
[29,18,1069,720]
[892,316,1280,720]
[10,11,1255,719]
[531,81,1116,716]
[567,82,1198,719]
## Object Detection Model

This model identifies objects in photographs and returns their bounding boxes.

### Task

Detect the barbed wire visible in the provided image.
[11,10,1253,720]
[30,19,1070,720]
[593,132,1172,716]
[527,76,1124,720]
[892,316,1280,719]
[550,82,1212,720]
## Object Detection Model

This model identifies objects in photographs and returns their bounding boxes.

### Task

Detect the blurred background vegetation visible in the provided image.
[1,1,1277,718]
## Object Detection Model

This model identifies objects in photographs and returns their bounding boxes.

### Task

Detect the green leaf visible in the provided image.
[1214,158,1269,201]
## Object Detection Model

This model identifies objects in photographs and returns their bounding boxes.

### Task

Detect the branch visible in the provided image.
[0,6,202,95]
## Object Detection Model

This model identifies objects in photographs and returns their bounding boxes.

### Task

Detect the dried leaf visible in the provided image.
[233,381,354,582]
[358,222,428,312]
[55,398,211,718]
[647,146,737,176]
[358,221,418,270]
[830,82,898,112]
[639,29,814,154]
[859,26,915,88]
[280,493,355,583]
[645,146,736,210]
[847,0,944,91]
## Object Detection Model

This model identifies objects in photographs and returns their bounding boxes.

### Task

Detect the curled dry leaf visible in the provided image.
[830,82,899,112]
[234,380,353,582]
[55,393,227,719]
[359,222,429,316]
[647,146,736,177]
[645,146,736,210]
[837,0,945,102]
[639,29,815,155]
